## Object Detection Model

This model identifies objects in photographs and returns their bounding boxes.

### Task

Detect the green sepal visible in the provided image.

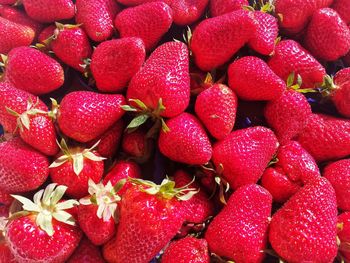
[126,114,150,130]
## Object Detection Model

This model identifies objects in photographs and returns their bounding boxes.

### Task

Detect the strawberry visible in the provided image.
[158,113,212,165]
[114,2,173,51]
[49,140,105,199]
[5,184,82,262]
[4,46,64,95]
[297,114,350,162]
[38,25,56,45]
[190,10,257,71]
[0,17,34,54]
[161,237,210,263]
[323,159,350,211]
[0,239,16,263]
[338,212,350,262]
[304,8,350,61]
[228,56,286,101]
[264,89,312,144]
[194,84,237,140]
[268,40,326,89]
[76,0,120,42]
[269,177,338,262]
[103,178,196,262]
[0,0,16,4]
[78,180,122,245]
[122,129,146,157]
[0,137,49,193]
[116,0,164,5]
[170,0,208,25]
[57,91,125,143]
[0,190,13,205]
[127,41,190,118]
[331,0,350,24]
[67,237,106,263]
[212,126,278,190]
[210,0,248,17]
[205,184,272,262]
[275,0,333,34]
[91,37,146,93]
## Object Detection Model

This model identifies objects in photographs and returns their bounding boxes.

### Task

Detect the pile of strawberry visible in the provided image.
[1,0,350,262]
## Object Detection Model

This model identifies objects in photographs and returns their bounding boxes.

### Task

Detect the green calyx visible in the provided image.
[10,183,79,236]
[319,75,338,97]
[286,72,317,93]
[49,139,106,176]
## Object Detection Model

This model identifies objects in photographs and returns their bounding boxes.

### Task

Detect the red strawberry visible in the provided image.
[49,140,105,199]
[114,2,173,51]
[195,84,237,140]
[91,37,146,93]
[212,126,278,190]
[304,8,350,61]
[205,184,272,262]
[103,178,195,262]
[331,0,350,24]
[57,91,125,143]
[0,137,49,193]
[158,113,212,165]
[0,17,34,54]
[297,114,350,162]
[67,238,106,263]
[0,239,16,263]
[116,0,165,5]
[324,159,350,211]
[275,0,333,34]
[170,0,208,25]
[161,237,210,263]
[4,46,64,95]
[0,0,16,4]
[76,0,120,42]
[5,184,82,262]
[265,89,312,144]
[269,177,338,262]
[228,56,286,101]
[210,0,248,17]
[268,40,326,89]
[338,212,350,262]
[190,10,257,71]
[22,0,74,23]
[38,25,56,45]
[127,41,190,118]
[122,129,146,157]
[0,190,13,205]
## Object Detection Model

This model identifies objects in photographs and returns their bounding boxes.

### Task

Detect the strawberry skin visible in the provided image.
[158,113,212,165]
[212,126,279,190]
[38,25,56,45]
[210,0,248,17]
[205,184,272,262]
[67,238,105,263]
[0,137,49,193]
[228,56,286,101]
[195,84,237,140]
[338,212,350,262]
[161,237,210,263]
[191,10,257,71]
[304,8,350,61]
[0,0,16,4]
[171,0,208,25]
[0,239,16,263]
[269,177,338,262]
[331,67,350,117]
[127,41,190,118]
[5,46,64,95]
[122,129,146,157]
[91,37,146,93]
[114,2,173,51]
[331,0,350,24]
[268,40,326,89]
[57,91,125,142]
[0,190,13,205]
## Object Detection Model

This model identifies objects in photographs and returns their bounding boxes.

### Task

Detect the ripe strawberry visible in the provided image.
[161,237,210,263]
[265,89,312,144]
[323,159,350,211]
[269,177,338,262]
[0,190,13,205]
[210,0,248,17]
[158,113,212,165]
[5,184,82,262]
[304,8,350,61]
[127,41,190,118]
[338,212,350,262]
[297,114,350,162]
[0,0,16,4]
[268,40,326,89]
[170,0,208,25]
[275,0,333,34]
[190,10,257,71]
[67,238,105,263]
[116,0,164,5]
[122,129,146,157]
[57,91,125,143]
[103,178,195,262]
[228,56,286,101]
[212,126,278,190]
[0,239,16,263]
[76,0,120,42]
[195,84,237,140]
[114,2,173,51]
[205,184,272,262]
[91,37,146,93]
[38,24,56,45]
[331,0,350,24]
[0,137,49,193]
[22,0,74,23]
[0,17,34,54]
[4,46,64,95]
[49,140,105,199]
